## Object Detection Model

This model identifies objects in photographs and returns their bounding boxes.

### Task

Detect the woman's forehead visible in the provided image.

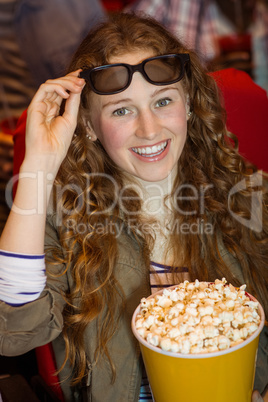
[108,50,156,65]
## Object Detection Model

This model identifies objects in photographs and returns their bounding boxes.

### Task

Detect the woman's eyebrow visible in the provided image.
[102,98,132,109]
[150,86,179,98]
[102,87,180,109]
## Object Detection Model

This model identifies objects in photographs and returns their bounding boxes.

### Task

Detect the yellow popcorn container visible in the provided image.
[131,287,265,402]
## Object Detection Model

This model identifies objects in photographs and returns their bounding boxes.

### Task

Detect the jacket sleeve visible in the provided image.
[0,215,68,356]
[254,324,268,395]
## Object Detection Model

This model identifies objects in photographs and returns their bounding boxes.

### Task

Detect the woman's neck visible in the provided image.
[134,165,177,215]
[123,166,178,265]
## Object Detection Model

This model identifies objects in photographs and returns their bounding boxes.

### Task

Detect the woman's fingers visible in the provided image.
[28,70,85,122]
[31,76,84,106]
[24,70,86,168]
[63,86,83,124]
[252,390,264,401]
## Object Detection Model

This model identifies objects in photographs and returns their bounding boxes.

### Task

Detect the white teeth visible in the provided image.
[132,141,168,157]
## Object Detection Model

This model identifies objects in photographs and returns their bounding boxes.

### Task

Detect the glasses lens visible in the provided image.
[91,65,129,93]
[144,56,182,84]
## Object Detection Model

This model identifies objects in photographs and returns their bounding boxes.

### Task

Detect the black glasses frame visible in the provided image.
[80,53,190,95]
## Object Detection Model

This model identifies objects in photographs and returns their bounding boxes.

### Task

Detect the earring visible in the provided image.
[86,134,92,139]
[187,111,192,117]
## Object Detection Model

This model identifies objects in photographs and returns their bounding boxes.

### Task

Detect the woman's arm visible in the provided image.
[0,71,84,254]
[0,216,69,355]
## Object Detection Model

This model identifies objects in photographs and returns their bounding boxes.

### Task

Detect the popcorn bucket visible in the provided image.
[131,286,265,402]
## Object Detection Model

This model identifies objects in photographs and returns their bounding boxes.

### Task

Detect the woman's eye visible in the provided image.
[113,107,129,116]
[156,98,171,108]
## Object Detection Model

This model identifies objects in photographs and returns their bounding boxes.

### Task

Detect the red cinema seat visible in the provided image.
[211,68,268,173]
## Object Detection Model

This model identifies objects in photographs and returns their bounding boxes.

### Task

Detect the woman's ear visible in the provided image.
[85,120,97,141]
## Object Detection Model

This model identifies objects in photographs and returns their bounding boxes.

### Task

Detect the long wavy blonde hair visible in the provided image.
[47,12,268,386]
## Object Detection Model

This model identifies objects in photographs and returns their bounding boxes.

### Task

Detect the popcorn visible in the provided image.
[147,333,160,347]
[135,279,261,354]
[160,338,172,351]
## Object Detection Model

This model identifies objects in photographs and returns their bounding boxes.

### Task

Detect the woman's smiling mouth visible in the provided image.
[131,140,168,157]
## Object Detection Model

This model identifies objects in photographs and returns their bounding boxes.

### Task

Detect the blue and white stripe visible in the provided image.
[0,249,46,306]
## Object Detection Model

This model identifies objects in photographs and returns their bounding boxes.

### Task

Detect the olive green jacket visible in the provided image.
[0,214,267,400]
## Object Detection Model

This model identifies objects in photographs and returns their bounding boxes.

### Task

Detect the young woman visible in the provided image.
[0,12,267,402]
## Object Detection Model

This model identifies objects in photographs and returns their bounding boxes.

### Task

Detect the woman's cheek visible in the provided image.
[99,120,126,149]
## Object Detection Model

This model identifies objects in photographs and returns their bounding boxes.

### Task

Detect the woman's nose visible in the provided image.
[135,110,161,140]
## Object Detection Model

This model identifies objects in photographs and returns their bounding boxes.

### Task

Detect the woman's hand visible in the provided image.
[252,389,268,401]
[25,70,85,173]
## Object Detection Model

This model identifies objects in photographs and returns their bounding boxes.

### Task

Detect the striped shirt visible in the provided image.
[0,249,46,306]
[150,261,189,294]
